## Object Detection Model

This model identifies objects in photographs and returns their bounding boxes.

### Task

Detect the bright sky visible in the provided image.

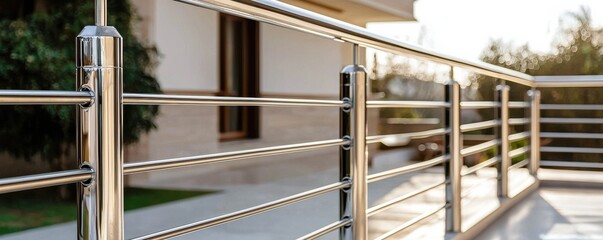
[367,0,603,61]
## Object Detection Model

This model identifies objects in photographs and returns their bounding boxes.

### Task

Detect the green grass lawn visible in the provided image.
[0,187,214,235]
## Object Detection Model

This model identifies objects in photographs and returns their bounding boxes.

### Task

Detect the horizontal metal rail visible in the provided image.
[173,0,534,86]
[509,101,529,108]
[509,146,529,158]
[461,139,500,157]
[541,104,603,111]
[509,118,530,125]
[133,181,350,240]
[534,75,603,88]
[366,100,450,108]
[540,146,603,154]
[297,219,352,240]
[509,131,530,142]
[124,139,348,174]
[460,101,500,109]
[541,117,603,124]
[541,132,603,139]
[0,168,94,194]
[367,181,445,217]
[374,204,447,240]
[123,93,348,108]
[367,155,449,183]
[541,160,603,169]
[509,159,529,170]
[462,156,500,176]
[366,128,448,145]
[460,120,500,133]
[0,90,93,105]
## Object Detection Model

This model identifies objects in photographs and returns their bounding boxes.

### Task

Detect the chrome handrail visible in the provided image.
[367,155,449,183]
[124,139,349,174]
[0,90,93,105]
[124,93,349,108]
[133,181,351,240]
[174,0,534,86]
[0,168,94,194]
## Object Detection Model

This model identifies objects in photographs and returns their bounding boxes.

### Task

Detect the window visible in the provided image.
[219,14,260,141]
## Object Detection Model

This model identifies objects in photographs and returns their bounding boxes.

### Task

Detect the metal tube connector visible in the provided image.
[444,70,462,232]
[339,44,368,240]
[76,25,123,240]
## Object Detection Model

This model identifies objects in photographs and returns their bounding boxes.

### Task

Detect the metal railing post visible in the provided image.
[339,44,368,240]
[76,2,124,238]
[528,90,541,176]
[444,69,461,232]
[496,85,510,198]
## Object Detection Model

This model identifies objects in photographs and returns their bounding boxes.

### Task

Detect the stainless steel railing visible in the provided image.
[535,77,603,170]
[1,0,601,239]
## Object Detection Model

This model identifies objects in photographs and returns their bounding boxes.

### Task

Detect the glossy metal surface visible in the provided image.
[76,25,123,240]
[133,181,350,240]
[460,119,500,133]
[541,146,603,154]
[528,90,541,176]
[534,75,603,87]
[367,155,449,183]
[0,90,92,105]
[366,128,448,145]
[509,159,529,170]
[462,156,500,176]
[541,132,603,139]
[461,139,500,157]
[297,219,352,240]
[541,104,603,111]
[541,117,603,124]
[125,139,348,174]
[540,161,603,169]
[124,93,348,108]
[445,77,462,232]
[497,85,510,198]
[366,100,450,108]
[509,146,529,159]
[367,181,446,217]
[509,131,531,142]
[461,101,500,109]
[338,54,368,240]
[509,118,530,125]
[0,169,93,194]
[173,0,533,86]
[509,101,529,108]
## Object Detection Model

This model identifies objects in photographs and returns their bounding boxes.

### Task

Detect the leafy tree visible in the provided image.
[475,7,603,163]
[0,0,161,172]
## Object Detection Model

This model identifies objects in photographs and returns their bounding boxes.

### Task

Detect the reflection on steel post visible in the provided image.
[76,24,124,240]
[497,85,510,198]
[339,44,368,240]
[528,90,541,176]
[444,68,462,232]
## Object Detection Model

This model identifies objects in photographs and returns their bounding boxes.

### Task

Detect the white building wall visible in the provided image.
[152,0,219,92]
[260,24,343,96]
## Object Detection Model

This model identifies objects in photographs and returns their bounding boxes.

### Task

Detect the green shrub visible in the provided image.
[0,0,161,165]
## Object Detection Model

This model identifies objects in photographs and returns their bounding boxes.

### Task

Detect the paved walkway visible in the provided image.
[477,170,603,240]
[1,148,448,240]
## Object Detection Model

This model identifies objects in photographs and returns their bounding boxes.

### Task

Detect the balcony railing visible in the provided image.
[0,0,602,239]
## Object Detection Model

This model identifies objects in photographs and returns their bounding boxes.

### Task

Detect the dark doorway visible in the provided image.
[219,13,260,141]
